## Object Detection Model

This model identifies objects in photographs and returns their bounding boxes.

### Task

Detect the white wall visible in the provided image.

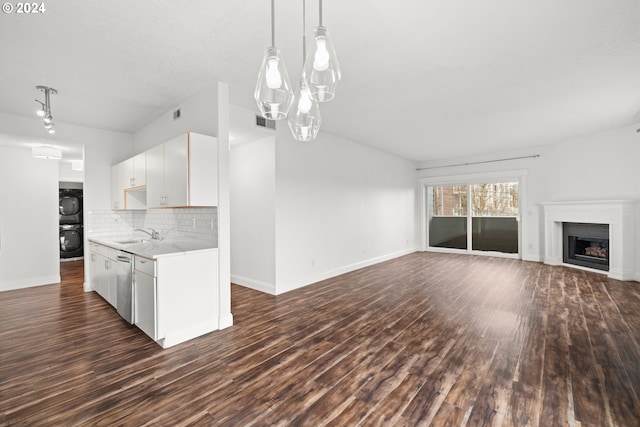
[417,122,640,279]
[229,105,418,295]
[230,136,276,293]
[0,146,59,290]
[0,112,133,291]
[544,125,639,201]
[274,127,418,294]
[59,160,84,183]
[133,85,218,153]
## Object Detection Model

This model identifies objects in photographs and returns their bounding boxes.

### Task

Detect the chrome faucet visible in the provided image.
[135,228,160,240]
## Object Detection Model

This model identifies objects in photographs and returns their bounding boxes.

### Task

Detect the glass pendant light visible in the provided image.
[288,0,321,141]
[255,0,294,120]
[303,0,341,103]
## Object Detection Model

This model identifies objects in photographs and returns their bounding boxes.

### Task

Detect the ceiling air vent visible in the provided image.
[256,115,276,130]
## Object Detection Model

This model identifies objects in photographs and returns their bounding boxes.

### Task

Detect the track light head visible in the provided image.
[35,86,58,134]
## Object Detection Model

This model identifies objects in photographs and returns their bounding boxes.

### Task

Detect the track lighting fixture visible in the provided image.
[35,86,57,134]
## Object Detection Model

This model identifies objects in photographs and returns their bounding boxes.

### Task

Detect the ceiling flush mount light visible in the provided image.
[32,146,62,160]
[303,0,341,103]
[288,0,322,141]
[35,85,57,134]
[255,0,294,120]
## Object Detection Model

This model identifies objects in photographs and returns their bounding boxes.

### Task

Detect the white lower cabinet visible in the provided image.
[89,244,104,296]
[89,243,117,308]
[134,250,219,348]
[134,256,157,340]
[91,240,219,348]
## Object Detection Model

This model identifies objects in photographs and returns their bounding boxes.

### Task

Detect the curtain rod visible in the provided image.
[416,154,540,171]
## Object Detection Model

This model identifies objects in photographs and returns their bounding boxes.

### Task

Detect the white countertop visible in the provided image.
[89,236,217,259]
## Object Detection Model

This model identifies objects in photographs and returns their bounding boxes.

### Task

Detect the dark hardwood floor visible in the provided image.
[1,253,639,426]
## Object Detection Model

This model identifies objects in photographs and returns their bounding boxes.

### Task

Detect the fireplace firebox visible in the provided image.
[562,222,609,271]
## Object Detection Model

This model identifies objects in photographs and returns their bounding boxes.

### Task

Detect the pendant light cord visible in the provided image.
[271,0,275,47]
[302,0,306,62]
[319,0,323,26]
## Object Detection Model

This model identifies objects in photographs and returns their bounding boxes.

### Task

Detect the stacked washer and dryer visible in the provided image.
[59,187,84,259]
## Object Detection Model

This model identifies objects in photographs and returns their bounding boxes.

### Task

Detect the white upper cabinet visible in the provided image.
[162,134,189,208]
[111,162,125,210]
[111,152,147,210]
[146,132,217,208]
[124,152,146,189]
[146,143,166,209]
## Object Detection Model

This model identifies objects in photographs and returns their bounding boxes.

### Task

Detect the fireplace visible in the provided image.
[541,200,636,281]
[562,222,609,271]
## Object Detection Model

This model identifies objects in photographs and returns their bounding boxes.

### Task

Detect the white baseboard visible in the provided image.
[543,256,562,266]
[219,312,234,329]
[522,253,542,262]
[608,268,636,282]
[1,275,60,292]
[231,274,276,295]
[276,248,417,295]
[159,319,219,349]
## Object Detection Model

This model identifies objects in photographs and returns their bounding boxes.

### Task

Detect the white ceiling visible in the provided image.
[1,0,639,162]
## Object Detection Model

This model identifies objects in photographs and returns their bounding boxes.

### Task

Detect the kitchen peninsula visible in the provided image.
[89,236,218,348]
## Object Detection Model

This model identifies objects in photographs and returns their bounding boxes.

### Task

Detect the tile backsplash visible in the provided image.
[88,208,217,247]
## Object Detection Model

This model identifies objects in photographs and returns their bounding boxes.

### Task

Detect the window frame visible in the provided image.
[420,170,527,259]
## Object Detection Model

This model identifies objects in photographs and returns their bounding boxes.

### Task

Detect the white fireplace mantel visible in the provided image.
[541,200,637,281]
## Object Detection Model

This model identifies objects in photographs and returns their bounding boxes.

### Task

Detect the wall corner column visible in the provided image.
[217,81,233,328]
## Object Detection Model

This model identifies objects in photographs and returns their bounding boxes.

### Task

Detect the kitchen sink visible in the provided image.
[114,239,147,245]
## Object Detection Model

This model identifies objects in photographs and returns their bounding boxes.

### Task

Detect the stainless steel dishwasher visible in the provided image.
[115,251,134,324]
